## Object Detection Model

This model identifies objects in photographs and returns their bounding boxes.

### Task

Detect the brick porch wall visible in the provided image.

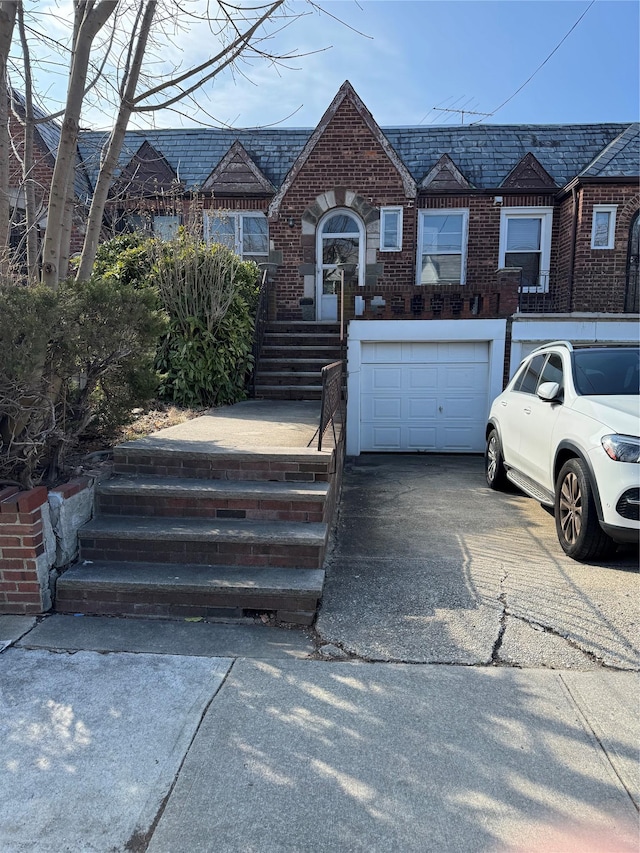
[0,478,93,615]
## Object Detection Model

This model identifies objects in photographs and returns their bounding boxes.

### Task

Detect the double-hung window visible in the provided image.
[591,205,617,249]
[417,209,469,285]
[204,211,269,263]
[499,207,553,293]
[380,206,403,251]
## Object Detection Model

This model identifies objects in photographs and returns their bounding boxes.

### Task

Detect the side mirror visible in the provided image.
[537,381,561,402]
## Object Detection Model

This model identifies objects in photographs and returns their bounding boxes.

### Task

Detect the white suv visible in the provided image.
[485,341,639,561]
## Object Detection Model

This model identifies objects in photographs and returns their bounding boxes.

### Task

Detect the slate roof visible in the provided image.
[579,123,640,178]
[77,121,637,195]
[78,128,313,193]
[11,91,93,202]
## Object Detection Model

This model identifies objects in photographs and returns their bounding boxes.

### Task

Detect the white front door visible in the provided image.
[316,210,363,321]
[359,341,490,452]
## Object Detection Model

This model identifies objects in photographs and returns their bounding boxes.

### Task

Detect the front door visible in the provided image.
[316,211,362,321]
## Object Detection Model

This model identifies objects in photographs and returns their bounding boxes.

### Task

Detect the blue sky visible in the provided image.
[171,0,639,130]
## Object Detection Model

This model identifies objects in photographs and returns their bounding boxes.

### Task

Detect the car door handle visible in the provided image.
[523,407,531,415]
[500,401,507,407]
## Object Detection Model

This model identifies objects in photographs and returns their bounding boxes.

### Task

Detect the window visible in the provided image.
[539,353,563,389]
[591,205,617,249]
[120,212,181,239]
[499,207,553,293]
[153,215,181,240]
[417,209,469,285]
[380,206,403,251]
[204,211,268,262]
[514,354,546,394]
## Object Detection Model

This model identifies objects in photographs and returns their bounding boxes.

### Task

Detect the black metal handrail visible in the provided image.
[317,360,344,451]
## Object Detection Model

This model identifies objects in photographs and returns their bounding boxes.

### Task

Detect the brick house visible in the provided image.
[6,92,89,268]
[74,81,639,454]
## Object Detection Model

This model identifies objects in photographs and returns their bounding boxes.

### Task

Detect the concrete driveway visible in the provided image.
[316,454,639,669]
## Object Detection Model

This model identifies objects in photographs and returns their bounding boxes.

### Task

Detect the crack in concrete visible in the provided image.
[558,673,640,811]
[125,658,237,852]
[498,609,632,671]
[490,572,509,664]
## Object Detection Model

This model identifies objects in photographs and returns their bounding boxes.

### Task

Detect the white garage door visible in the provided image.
[360,341,490,452]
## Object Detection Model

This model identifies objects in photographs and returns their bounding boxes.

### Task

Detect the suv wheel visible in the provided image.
[485,429,508,490]
[555,459,615,561]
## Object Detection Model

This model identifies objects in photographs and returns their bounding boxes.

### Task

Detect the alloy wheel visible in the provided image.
[487,436,498,482]
[559,471,582,545]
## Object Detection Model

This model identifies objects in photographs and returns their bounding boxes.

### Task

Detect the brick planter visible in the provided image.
[0,477,94,615]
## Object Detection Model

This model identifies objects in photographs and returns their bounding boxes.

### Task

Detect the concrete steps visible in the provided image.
[56,433,340,625]
[97,476,329,522]
[79,515,327,568]
[56,562,325,623]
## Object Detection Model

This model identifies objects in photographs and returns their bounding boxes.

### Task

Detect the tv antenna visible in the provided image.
[433,106,493,124]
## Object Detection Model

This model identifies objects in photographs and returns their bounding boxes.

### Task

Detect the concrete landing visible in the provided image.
[142,399,323,449]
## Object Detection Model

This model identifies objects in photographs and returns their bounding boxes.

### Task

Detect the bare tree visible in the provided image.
[41,1,117,289]
[0,1,17,276]
[3,0,353,288]
[76,0,287,282]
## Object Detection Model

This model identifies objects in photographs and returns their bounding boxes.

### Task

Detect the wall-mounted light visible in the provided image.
[287,217,295,228]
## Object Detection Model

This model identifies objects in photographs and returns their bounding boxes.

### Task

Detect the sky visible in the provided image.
[26,0,640,130]
[156,0,640,130]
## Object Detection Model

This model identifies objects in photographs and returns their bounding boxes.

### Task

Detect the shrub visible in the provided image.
[0,276,165,487]
[151,234,260,407]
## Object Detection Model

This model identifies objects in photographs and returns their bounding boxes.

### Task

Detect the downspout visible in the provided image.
[566,185,579,311]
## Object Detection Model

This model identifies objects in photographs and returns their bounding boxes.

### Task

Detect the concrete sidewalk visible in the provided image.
[147,661,638,853]
[0,615,638,853]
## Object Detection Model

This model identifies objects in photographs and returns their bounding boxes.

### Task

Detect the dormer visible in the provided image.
[501,152,556,190]
[421,154,473,191]
[203,141,275,196]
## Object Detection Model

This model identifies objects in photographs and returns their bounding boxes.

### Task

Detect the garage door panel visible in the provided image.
[370,398,403,419]
[362,342,403,362]
[406,427,437,449]
[406,342,440,362]
[361,426,403,449]
[362,367,402,392]
[441,395,485,418]
[408,367,438,389]
[441,364,484,390]
[407,396,437,419]
[360,342,490,453]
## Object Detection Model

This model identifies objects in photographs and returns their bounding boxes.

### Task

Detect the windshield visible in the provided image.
[573,349,640,396]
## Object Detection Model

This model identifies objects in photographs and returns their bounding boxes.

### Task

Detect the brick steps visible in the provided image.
[253,322,342,402]
[97,475,329,522]
[79,515,327,568]
[56,562,324,625]
[113,442,333,481]
[253,386,323,400]
[261,346,342,360]
[258,359,333,372]
[56,434,339,625]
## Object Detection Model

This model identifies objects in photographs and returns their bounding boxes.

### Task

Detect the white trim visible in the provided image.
[316,208,365,320]
[499,206,553,293]
[346,319,507,456]
[204,210,268,260]
[509,315,639,377]
[379,206,403,251]
[416,209,469,286]
[591,204,617,249]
